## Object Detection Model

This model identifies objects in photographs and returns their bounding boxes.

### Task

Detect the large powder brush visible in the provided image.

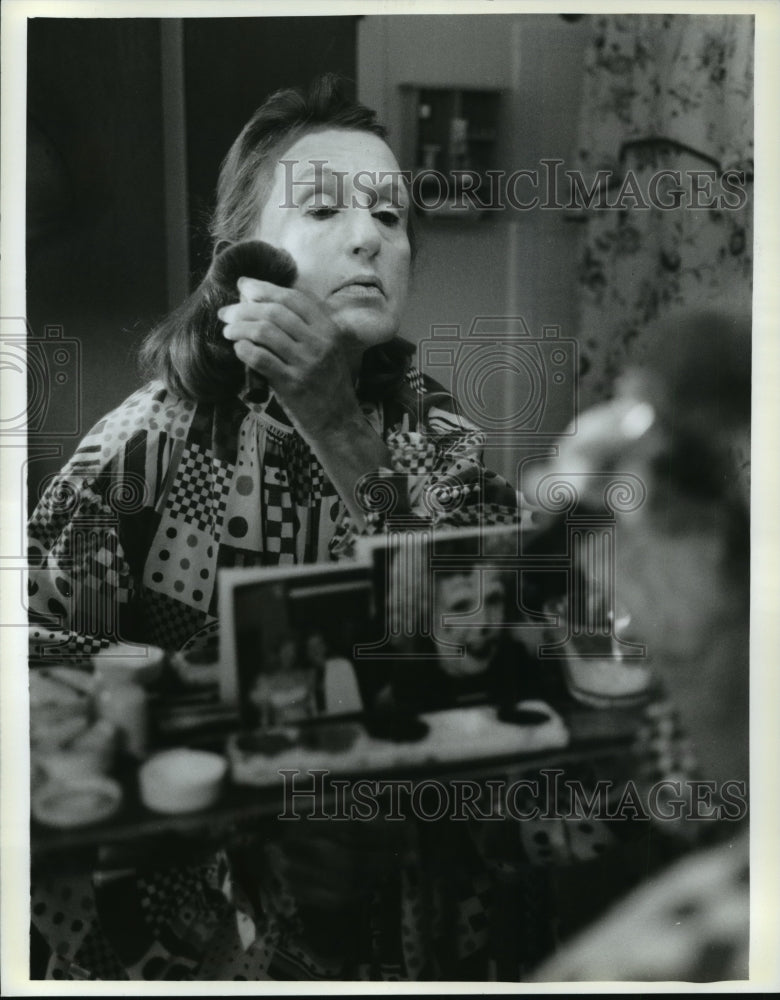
[208,239,298,402]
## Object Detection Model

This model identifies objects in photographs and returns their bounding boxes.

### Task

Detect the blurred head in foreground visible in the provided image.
[531,308,751,784]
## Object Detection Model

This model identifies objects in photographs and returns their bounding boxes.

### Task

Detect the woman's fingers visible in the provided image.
[232,340,288,381]
[217,279,362,440]
[221,300,349,390]
[236,277,316,324]
[222,318,299,362]
[219,301,308,342]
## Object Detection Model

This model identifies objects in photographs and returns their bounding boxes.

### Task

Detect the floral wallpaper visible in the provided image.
[571,14,754,408]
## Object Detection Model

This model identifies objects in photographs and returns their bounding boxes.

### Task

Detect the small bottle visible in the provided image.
[95,666,148,759]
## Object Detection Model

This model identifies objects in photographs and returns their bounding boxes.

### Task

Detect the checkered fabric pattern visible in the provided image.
[28,363,529,981]
[282,433,329,504]
[386,430,439,475]
[29,475,102,554]
[29,501,75,555]
[142,590,209,650]
[68,923,129,980]
[165,443,231,533]
[29,628,110,660]
[439,502,520,529]
[30,370,520,651]
[262,455,298,562]
[65,632,112,656]
[78,531,131,596]
[405,366,427,394]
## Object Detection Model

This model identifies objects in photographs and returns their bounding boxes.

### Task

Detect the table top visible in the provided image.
[31,700,647,875]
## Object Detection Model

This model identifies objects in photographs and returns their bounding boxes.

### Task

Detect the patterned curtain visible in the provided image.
[572,14,754,408]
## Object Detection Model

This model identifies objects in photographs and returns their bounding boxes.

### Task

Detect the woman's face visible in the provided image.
[432,569,506,677]
[253,128,411,348]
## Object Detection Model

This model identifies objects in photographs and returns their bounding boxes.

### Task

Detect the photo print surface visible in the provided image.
[220,562,373,728]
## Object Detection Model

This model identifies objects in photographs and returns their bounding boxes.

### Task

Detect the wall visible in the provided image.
[26,19,169,512]
[358,14,589,484]
[25,16,358,512]
[182,16,359,282]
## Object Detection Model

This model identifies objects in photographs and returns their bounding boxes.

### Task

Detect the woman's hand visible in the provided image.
[219,277,363,442]
[220,276,398,527]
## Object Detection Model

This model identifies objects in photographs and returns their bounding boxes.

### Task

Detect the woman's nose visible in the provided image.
[345,208,381,258]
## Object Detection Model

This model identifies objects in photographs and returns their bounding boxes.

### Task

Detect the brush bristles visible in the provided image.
[208,240,297,292]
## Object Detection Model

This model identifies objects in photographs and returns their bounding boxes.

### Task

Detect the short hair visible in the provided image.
[139,74,415,403]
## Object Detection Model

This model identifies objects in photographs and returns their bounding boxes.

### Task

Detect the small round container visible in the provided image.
[542,601,653,709]
[139,748,227,814]
[91,642,166,688]
[32,776,123,829]
[563,655,653,708]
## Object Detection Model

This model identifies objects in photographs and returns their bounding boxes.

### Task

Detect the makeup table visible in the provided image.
[31,700,647,876]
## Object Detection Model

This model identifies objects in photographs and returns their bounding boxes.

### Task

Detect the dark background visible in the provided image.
[26,16,359,511]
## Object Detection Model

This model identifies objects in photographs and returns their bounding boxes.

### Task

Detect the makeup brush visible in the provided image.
[209,240,298,402]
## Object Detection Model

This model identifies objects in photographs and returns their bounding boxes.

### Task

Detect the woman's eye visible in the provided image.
[374,210,401,227]
[306,206,338,220]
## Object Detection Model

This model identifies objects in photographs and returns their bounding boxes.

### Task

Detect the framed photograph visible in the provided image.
[354,522,573,715]
[219,561,374,727]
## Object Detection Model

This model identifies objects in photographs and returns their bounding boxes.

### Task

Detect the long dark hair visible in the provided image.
[139,74,416,403]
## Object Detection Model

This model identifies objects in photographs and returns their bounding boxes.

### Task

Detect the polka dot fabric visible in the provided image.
[28,346,528,981]
[28,361,522,654]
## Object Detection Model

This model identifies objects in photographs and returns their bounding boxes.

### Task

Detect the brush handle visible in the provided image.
[209,240,298,402]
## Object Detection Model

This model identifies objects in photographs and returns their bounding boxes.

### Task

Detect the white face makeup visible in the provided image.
[253,128,411,348]
[432,569,506,677]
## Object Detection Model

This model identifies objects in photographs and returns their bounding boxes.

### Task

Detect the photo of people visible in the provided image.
[222,563,372,727]
[357,525,568,714]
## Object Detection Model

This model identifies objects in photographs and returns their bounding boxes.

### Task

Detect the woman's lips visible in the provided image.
[332,282,385,299]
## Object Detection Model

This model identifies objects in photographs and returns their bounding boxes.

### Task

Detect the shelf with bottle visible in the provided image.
[400,84,504,219]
